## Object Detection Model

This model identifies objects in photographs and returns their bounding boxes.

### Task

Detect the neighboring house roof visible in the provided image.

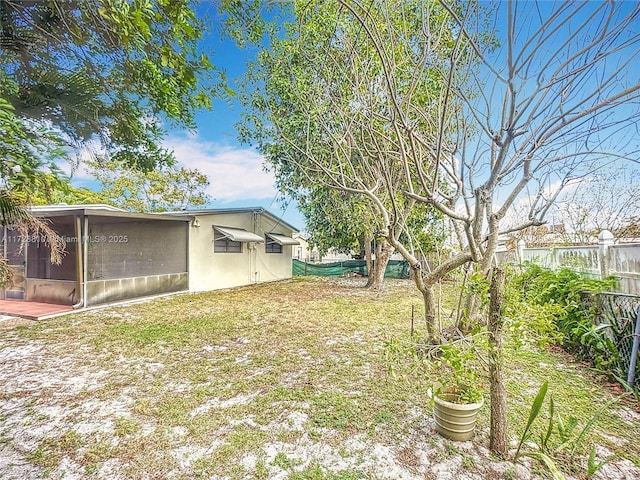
[166,207,299,233]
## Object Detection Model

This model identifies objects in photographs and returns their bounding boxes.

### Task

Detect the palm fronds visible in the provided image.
[0,190,65,282]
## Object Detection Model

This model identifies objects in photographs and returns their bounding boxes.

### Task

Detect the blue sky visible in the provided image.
[162,16,305,230]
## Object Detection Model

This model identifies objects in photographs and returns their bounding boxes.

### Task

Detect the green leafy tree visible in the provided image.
[30,184,108,207]
[239,0,461,337]
[300,190,371,256]
[0,0,264,170]
[0,97,67,200]
[299,188,390,288]
[300,188,446,289]
[86,159,211,212]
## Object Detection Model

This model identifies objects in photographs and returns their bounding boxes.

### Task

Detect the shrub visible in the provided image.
[511,264,619,378]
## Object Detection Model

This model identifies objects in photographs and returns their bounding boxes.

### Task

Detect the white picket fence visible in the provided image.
[500,231,640,295]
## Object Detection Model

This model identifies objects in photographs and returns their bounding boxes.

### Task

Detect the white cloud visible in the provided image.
[58,140,105,182]
[60,135,278,203]
[164,135,277,202]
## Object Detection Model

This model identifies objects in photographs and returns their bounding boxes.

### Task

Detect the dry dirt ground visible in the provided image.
[0,278,639,480]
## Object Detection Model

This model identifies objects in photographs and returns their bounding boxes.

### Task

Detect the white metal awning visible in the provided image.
[214,226,265,243]
[266,233,300,246]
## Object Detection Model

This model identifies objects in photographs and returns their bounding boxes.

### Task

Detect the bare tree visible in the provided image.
[242,0,640,339]
[410,0,640,326]
[504,162,640,246]
[556,164,640,243]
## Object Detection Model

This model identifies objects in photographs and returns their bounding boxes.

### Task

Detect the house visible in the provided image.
[292,233,320,263]
[0,205,298,308]
[167,207,299,292]
[1,204,191,306]
[292,233,359,263]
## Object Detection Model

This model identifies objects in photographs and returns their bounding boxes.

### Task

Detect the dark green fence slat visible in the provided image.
[292,259,409,279]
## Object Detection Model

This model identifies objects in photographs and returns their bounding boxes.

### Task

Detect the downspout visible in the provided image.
[72,215,84,309]
[250,243,256,284]
[253,211,260,283]
[1,226,6,300]
[83,215,88,307]
[186,218,191,292]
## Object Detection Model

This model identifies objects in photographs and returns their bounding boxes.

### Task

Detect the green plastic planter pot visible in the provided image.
[433,392,484,441]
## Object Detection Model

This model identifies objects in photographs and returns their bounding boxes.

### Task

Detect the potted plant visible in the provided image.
[384,332,485,441]
[429,340,485,441]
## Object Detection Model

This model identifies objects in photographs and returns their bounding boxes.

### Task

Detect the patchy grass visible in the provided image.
[503,345,640,469]
[0,277,638,480]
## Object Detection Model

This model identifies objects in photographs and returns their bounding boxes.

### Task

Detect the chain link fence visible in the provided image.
[583,292,640,391]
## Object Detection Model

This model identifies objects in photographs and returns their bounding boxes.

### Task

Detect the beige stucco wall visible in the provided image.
[188,211,296,292]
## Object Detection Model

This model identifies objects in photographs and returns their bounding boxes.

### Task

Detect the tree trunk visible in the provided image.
[387,235,472,344]
[458,289,479,333]
[363,234,373,285]
[488,267,508,457]
[366,238,392,290]
[422,283,440,343]
[406,260,440,343]
[458,261,484,333]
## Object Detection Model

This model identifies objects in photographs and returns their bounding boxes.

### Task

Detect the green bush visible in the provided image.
[511,264,620,378]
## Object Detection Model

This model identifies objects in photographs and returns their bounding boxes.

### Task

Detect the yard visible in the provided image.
[0,277,639,480]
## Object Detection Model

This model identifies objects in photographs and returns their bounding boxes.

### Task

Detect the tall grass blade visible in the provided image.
[587,445,617,479]
[542,394,554,450]
[570,395,622,459]
[515,381,548,460]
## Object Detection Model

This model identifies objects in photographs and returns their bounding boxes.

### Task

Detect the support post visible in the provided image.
[517,239,526,265]
[628,306,640,388]
[83,215,88,307]
[551,246,558,270]
[598,230,614,280]
[72,215,83,308]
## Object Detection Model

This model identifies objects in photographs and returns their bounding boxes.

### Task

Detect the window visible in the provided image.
[265,239,282,254]
[214,230,242,253]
